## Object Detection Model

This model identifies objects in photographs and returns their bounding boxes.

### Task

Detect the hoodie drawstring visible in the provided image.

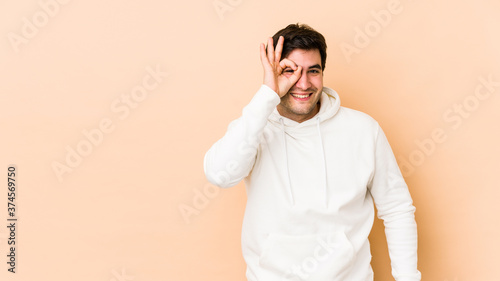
[280,117,328,208]
[316,117,328,208]
[280,118,295,205]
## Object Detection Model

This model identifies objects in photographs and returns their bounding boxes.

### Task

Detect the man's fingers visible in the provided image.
[289,65,303,84]
[274,36,284,63]
[260,43,271,68]
[279,58,298,71]
[266,37,275,63]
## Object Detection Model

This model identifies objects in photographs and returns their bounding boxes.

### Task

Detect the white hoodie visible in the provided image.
[204,85,421,281]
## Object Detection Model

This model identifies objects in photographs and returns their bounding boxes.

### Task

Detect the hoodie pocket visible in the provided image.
[258,232,355,281]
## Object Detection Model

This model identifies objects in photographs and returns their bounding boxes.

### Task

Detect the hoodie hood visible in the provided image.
[266,87,341,208]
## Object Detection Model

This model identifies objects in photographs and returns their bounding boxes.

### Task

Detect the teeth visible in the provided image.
[292,94,309,98]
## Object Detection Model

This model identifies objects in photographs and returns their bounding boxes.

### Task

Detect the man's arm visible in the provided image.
[204,36,303,188]
[368,124,421,281]
[203,84,280,187]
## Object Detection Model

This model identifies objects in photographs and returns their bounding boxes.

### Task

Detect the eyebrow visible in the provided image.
[308,64,322,70]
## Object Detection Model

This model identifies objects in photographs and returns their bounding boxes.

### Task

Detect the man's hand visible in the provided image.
[260,36,303,98]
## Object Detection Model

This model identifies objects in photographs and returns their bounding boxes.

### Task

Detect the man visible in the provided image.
[204,23,421,281]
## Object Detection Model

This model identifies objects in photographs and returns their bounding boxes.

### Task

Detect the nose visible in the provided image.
[295,70,311,90]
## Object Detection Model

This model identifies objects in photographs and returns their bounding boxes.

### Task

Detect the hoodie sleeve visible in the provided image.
[204,85,281,188]
[368,124,421,281]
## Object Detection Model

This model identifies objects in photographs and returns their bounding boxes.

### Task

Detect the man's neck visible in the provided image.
[277,101,321,123]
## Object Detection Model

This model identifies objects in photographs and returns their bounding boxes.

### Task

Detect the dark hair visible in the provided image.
[272,23,327,71]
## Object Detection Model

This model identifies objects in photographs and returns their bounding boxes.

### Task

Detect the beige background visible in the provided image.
[1,0,499,280]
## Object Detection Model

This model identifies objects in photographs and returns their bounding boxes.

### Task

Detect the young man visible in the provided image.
[204,23,421,281]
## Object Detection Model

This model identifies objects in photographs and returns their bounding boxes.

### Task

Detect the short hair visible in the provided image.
[272,23,327,71]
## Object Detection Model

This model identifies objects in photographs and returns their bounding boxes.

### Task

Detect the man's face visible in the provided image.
[277,48,323,123]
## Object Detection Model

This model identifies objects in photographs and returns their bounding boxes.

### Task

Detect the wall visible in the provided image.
[1,0,499,280]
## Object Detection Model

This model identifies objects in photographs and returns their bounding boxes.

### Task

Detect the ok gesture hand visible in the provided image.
[260,36,303,98]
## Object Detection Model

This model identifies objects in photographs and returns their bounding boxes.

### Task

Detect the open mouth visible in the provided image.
[290,93,312,101]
